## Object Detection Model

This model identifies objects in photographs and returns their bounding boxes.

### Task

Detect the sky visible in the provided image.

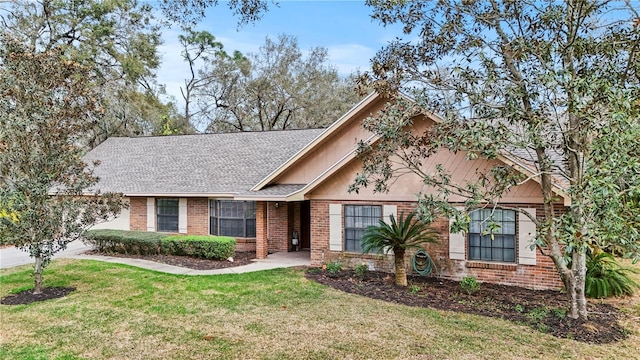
[155,0,406,105]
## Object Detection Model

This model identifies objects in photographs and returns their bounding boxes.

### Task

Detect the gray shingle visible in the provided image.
[84,129,324,195]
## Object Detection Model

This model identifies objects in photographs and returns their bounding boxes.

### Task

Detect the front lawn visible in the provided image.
[1,260,639,359]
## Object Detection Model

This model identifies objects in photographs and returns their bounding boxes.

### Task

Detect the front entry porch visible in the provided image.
[255,200,311,259]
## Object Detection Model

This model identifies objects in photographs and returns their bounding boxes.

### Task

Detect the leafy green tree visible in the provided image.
[353,1,639,319]
[159,0,270,26]
[197,34,361,132]
[0,39,125,294]
[0,0,189,145]
[361,212,439,287]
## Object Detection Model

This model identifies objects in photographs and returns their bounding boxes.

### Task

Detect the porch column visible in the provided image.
[255,201,268,259]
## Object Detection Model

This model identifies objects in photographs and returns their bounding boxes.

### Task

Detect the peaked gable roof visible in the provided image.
[248,93,570,204]
[84,129,324,196]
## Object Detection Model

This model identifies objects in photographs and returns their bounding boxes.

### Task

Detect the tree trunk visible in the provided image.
[394,248,407,287]
[571,250,588,319]
[34,256,44,295]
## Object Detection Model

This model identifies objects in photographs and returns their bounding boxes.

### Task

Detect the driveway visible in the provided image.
[0,241,92,269]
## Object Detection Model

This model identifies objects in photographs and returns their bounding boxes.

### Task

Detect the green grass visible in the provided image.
[1,259,639,359]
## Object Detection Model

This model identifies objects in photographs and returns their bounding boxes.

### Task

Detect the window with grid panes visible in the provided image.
[344,205,382,252]
[210,200,256,237]
[156,198,179,232]
[468,209,516,262]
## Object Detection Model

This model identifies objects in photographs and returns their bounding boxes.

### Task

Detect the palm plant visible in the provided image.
[361,212,439,286]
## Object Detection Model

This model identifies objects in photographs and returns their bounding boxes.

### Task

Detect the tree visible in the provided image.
[0,0,188,146]
[353,1,640,320]
[159,0,271,26]
[197,34,361,132]
[178,28,230,127]
[0,39,125,294]
[361,212,439,287]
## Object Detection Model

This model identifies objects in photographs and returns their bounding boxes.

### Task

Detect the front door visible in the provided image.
[300,200,311,250]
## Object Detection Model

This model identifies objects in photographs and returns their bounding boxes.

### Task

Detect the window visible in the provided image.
[157,198,179,232]
[468,209,516,262]
[210,200,256,237]
[344,205,382,252]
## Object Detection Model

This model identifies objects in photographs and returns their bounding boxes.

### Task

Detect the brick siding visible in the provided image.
[129,197,147,231]
[187,198,209,235]
[128,196,257,252]
[310,199,564,290]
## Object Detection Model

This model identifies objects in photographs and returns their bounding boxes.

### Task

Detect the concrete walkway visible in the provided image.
[0,240,311,275]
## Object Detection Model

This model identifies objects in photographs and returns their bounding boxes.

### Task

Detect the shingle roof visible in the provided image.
[84,129,325,196]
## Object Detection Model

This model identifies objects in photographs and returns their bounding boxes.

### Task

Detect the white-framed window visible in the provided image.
[343,205,382,252]
[210,200,256,237]
[468,209,516,262]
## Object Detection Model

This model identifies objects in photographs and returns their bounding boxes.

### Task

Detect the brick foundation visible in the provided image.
[310,199,564,290]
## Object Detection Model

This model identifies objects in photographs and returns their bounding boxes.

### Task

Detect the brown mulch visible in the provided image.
[85,251,257,270]
[1,287,76,305]
[305,268,628,344]
[1,252,257,305]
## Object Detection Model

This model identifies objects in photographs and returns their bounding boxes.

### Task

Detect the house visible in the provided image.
[86,93,568,290]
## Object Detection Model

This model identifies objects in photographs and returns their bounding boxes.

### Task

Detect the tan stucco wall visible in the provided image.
[274,99,386,185]
[90,197,131,230]
[307,151,544,204]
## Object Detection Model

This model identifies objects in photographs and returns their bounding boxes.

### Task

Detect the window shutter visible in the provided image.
[178,198,188,234]
[449,206,466,260]
[329,204,342,251]
[383,205,398,224]
[146,198,156,232]
[518,208,537,265]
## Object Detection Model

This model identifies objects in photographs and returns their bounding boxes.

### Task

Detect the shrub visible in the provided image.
[354,262,368,280]
[585,250,639,298]
[162,235,236,260]
[83,230,236,260]
[83,230,167,254]
[325,261,342,277]
[460,276,480,295]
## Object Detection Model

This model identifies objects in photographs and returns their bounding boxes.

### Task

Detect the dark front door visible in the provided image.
[300,200,311,250]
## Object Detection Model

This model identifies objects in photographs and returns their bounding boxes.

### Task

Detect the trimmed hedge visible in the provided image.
[83,230,236,260]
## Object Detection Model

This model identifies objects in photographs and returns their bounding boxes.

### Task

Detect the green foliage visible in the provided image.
[460,276,480,295]
[198,34,361,133]
[585,250,639,299]
[361,211,439,286]
[83,230,169,254]
[0,39,125,293]
[409,285,421,294]
[84,230,236,260]
[356,0,640,320]
[324,261,342,277]
[354,262,369,280]
[162,235,236,260]
[361,212,439,255]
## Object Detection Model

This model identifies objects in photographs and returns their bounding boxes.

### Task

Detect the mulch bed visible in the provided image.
[85,251,257,270]
[1,252,257,305]
[1,287,76,305]
[305,268,628,344]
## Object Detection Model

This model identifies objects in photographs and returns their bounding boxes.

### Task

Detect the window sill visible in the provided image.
[466,261,517,271]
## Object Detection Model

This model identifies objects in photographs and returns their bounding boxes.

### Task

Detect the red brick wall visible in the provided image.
[310,199,565,290]
[129,197,147,231]
[128,196,257,253]
[267,202,290,253]
[187,198,209,235]
[256,201,268,258]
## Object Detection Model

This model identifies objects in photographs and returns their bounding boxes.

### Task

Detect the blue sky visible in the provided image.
[156,0,406,104]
